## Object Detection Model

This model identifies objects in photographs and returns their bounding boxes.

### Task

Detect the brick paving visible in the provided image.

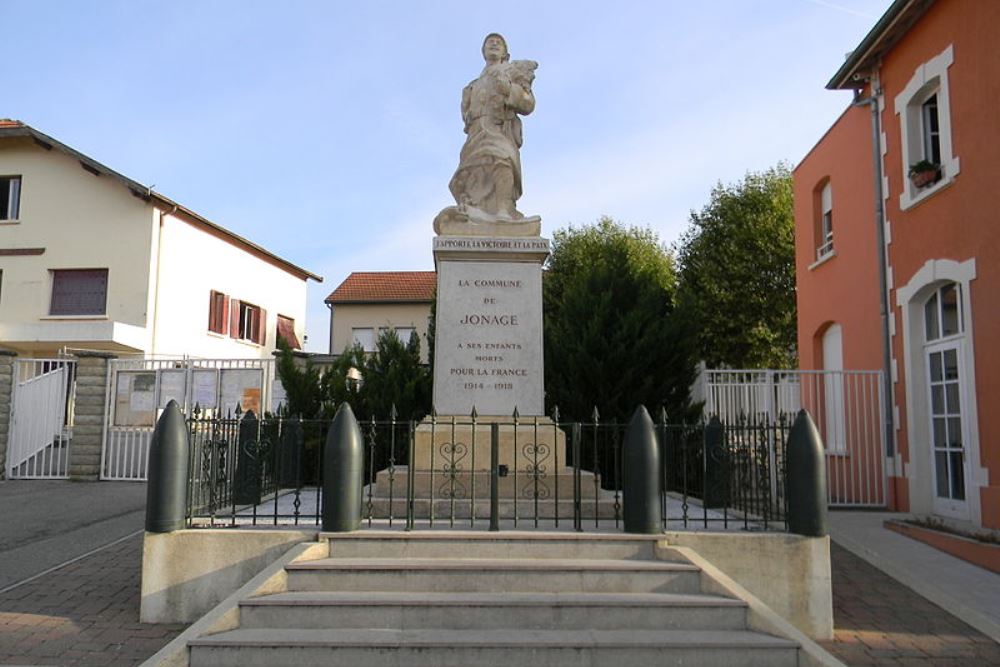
[0,534,184,666]
[0,532,997,666]
[820,542,1000,666]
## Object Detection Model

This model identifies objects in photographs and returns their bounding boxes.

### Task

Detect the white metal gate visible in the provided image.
[703,369,887,507]
[101,357,277,481]
[7,358,76,479]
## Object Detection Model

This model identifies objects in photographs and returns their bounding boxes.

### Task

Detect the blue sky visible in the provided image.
[3,0,891,352]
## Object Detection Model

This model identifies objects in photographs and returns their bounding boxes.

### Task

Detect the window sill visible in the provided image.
[235,337,262,348]
[0,220,21,226]
[808,250,837,271]
[900,161,959,211]
[41,314,109,321]
[826,449,849,458]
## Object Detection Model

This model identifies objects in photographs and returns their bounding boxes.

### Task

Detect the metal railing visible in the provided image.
[186,407,790,532]
[703,369,886,507]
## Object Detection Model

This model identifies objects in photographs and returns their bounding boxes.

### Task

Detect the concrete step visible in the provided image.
[189,628,799,667]
[239,590,749,631]
[362,496,621,519]
[372,467,608,500]
[322,531,660,560]
[284,557,702,594]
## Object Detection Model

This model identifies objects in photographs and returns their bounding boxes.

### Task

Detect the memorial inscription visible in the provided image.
[432,259,544,416]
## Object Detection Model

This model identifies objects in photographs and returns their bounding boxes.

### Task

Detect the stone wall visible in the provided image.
[0,350,16,479]
[69,352,116,480]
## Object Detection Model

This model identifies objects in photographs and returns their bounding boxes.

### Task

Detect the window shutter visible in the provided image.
[256,308,267,345]
[221,294,230,335]
[230,299,241,339]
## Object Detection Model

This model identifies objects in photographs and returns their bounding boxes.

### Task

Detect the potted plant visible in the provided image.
[909,160,941,188]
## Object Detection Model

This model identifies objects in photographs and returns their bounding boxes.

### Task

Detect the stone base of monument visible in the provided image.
[371,468,605,500]
[409,417,567,471]
[360,416,620,519]
[360,491,621,520]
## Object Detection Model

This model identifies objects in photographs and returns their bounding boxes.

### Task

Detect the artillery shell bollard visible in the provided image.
[786,409,829,537]
[233,410,260,505]
[145,400,190,533]
[623,406,663,534]
[322,403,365,532]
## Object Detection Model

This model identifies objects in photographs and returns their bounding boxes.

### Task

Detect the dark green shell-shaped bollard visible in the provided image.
[233,410,260,505]
[703,416,730,509]
[322,403,365,532]
[623,406,663,534]
[145,400,190,533]
[786,409,829,537]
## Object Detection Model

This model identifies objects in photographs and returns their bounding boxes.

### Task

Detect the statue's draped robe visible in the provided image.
[448,63,534,219]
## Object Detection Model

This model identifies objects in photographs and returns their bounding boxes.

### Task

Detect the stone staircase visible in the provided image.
[187,532,801,666]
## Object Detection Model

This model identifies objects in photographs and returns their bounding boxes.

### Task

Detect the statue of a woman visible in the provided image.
[438,34,538,230]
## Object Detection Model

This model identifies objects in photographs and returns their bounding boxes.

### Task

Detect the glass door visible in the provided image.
[925,343,968,519]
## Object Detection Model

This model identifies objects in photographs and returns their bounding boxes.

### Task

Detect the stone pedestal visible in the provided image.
[431,235,550,417]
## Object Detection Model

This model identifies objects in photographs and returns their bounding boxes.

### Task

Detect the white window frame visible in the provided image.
[1,176,21,221]
[894,45,960,210]
[817,181,834,261]
[352,327,375,353]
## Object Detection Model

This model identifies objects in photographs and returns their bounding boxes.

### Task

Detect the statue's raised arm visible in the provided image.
[435,33,540,236]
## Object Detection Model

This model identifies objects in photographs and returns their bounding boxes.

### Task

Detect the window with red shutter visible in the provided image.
[276,315,301,350]
[208,290,230,334]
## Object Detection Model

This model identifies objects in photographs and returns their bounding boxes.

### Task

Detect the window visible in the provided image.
[821,324,846,454]
[895,45,959,209]
[924,282,963,342]
[395,327,416,344]
[236,301,264,344]
[0,176,20,221]
[352,327,375,352]
[817,181,834,260]
[276,315,300,350]
[208,290,229,334]
[921,94,941,166]
[50,269,108,315]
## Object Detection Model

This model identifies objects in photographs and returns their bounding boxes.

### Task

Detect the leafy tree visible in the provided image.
[543,217,699,423]
[675,165,796,368]
[361,330,432,421]
[275,331,431,422]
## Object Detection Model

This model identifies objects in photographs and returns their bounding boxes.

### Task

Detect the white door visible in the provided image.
[925,342,968,519]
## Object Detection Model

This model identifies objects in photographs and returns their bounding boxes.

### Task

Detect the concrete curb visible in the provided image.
[666,544,846,667]
[137,539,328,667]
[830,524,1000,643]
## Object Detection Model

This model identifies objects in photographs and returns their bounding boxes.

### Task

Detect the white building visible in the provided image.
[0,120,322,359]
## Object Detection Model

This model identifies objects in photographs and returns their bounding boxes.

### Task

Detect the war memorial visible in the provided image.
[137,33,839,667]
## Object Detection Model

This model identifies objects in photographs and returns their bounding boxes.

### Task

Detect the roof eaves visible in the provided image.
[826,0,935,90]
[0,122,322,284]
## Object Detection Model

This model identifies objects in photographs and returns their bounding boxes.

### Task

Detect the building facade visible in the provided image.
[794,0,999,528]
[0,121,320,359]
[325,271,434,362]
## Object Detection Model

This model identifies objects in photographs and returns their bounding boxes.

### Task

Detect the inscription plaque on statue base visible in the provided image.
[432,236,550,417]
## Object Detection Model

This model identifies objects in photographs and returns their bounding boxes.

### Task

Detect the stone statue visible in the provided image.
[435,33,541,236]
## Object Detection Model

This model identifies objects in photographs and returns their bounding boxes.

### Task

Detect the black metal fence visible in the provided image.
[185,406,790,532]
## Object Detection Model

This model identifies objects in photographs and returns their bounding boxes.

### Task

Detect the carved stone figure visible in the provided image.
[435,33,540,236]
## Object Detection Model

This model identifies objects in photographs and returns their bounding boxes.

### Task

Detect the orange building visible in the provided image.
[794,0,999,529]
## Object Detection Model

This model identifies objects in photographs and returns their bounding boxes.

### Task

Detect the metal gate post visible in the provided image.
[489,423,500,531]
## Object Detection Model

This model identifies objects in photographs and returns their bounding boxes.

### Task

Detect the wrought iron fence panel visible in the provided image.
[183,408,791,533]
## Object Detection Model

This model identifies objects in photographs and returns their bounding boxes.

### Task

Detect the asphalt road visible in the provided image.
[0,479,147,590]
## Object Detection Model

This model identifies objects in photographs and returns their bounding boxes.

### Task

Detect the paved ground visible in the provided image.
[0,533,184,666]
[819,542,1000,666]
[0,481,147,590]
[0,481,997,666]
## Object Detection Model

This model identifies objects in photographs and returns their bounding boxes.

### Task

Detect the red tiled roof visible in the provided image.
[326,271,436,304]
[0,119,23,128]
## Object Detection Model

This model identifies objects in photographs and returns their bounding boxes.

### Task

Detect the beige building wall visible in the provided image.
[330,302,431,362]
[0,140,155,356]
[150,211,309,359]
[0,138,311,360]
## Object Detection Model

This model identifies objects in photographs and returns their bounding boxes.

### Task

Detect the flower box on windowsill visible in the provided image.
[909,161,942,189]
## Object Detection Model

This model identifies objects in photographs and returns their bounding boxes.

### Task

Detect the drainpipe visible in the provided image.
[852,83,897,480]
[326,302,335,355]
[150,205,177,356]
